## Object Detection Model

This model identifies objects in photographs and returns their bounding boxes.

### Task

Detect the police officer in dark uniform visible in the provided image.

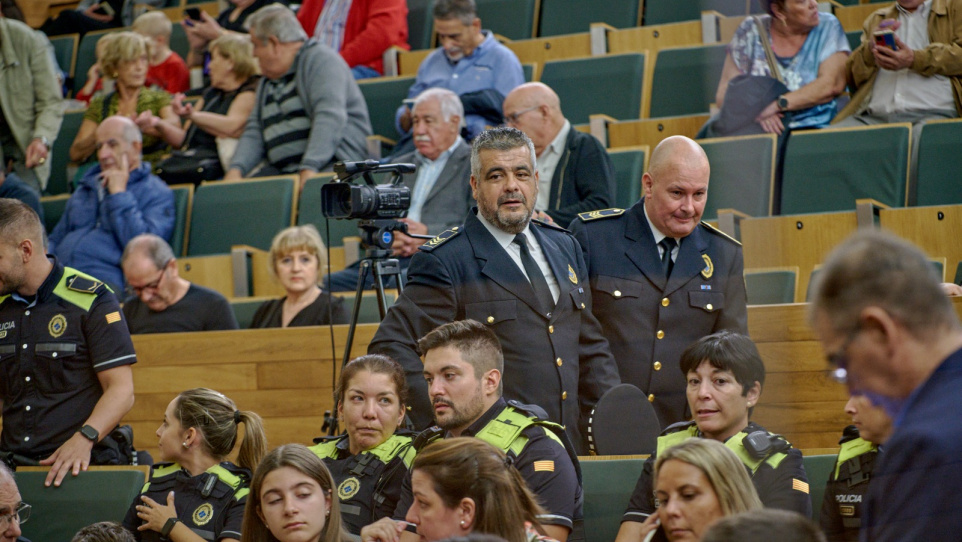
[124,388,267,542]
[616,332,810,542]
[308,355,417,535]
[381,319,581,542]
[369,127,619,454]
[569,135,747,428]
[0,199,136,488]
[820,393,892,542]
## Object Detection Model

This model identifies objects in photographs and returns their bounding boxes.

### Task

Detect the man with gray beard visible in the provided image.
[368,127,619,453]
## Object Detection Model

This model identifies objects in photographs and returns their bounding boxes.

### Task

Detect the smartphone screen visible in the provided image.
[185,8,202,21]
[873,30,898,50]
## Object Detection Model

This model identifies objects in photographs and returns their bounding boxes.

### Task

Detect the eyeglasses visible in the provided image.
[0,503,31,530]
[503,106,539,125]
[825,327,861,384]
[126,260,171,297]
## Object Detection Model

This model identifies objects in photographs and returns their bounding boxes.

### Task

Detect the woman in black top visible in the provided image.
[251,225,350,328]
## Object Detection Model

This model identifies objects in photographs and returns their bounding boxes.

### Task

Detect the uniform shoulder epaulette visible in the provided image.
[531,218,569,233]
[659,420,697,437]
[576,208,626,222]
[700,222,742,246]
[66,274,106,294]
[506,399,549,420]
[419,227,461,252]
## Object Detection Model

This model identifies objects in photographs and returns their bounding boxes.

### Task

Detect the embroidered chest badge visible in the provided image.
[337,476,361,500]
[701,254,714,280]
[48,314,67,338]
[193,503,214,526]
[567,264,578,285]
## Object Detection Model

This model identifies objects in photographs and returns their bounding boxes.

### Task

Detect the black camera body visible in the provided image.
[321,160,415,220]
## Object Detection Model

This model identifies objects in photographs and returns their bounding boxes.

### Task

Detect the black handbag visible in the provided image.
[156,147,224,186]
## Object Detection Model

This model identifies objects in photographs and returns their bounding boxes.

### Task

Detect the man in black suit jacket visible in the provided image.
[570,136,748,428]
[503,82,614,226]
[369,127,620,452]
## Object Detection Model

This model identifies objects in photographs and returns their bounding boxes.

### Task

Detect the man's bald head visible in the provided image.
[642,136,710,239]
[648,135,710,180]
[503,82,566,155]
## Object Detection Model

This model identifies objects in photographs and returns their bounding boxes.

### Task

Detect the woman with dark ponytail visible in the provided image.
[122,388,268,542]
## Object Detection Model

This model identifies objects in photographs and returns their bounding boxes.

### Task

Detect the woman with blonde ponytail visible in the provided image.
[122,388,268,542]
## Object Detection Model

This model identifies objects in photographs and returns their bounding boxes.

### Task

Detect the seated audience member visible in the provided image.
[394,0,524,149]
[69,32,178,169]
[225,4,371,188]
[384,320,582,542]
[943,282,962,296]
[361,438,557,542]
[123,388,267,542]
[0,171,44,222]
[707,0,849,136]
[182,0,288,68]
[0,13,62,195]
[132,11,190,94]
[326,87,473,292]
[631,439,762,542]
[241,444,350,542]
[51,116,175,291]
[616,331,811,542]
[0,462,31,541]
[76,34,118,106]
[121,234,238,334]
[297,0,409,79]
[835,0,961,128]
[309,355,415,534]
[137,33,260,185]
[250,225,350,328]
[502,82,614,226]
[820,394,892,542]
[702,509,827,542]
[73,522,137,542]
[40,0,164,38]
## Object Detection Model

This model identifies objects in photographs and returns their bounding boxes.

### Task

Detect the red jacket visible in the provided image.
[297,0,409,75]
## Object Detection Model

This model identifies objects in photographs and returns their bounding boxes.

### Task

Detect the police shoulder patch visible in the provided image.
[66,275,105,294]
[419,227,461,252]
[700,222,742,246]
[576,208,626,222]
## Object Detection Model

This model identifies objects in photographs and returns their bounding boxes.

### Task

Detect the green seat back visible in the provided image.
[539,0,641,36]
[407,0,436,51]
[477,0,538,40]
[645,0,764,24]
[74,28,116,95]
[802,454,837,523]
[581,458,647,542]
[231,298,266,328]
[745,269,797,305]
[699,134,776,220]
[805,267,822,302]
[339,291,398,324]
[49,34,79,85]
[608,148,647,209]
[916,119,962,206]
[16,466,148,542]
[170,22,190,60]
[40,196,71,234]
[846,30,863,51]
[522,62,534,82]
[358,76,418,139]
[649,43,728,118]
[541,53,646,125]
[187,177,295,256]
[47,109,87,196]
[781,125,910,214]
[170,185,193,256]
[297,176,361,248]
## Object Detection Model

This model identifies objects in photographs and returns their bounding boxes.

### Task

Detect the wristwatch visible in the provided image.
[777,95,790,112]
[79,424,99,442]
[34,136,50,150]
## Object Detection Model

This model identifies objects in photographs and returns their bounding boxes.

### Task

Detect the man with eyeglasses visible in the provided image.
[48,115,174,293]
[0,199,136,488]
[502,83,615,227]
[569,136,748,429]
[0,463,30,542]
[120,234,237,333]
[809,230,962,542]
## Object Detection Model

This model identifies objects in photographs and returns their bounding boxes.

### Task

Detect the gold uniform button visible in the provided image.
[661,298,669,307]
[648,394,655,402]
[486,316,494,324]
[706,303,714,311]
[613,290,622,297]
[548,325,555,334]
[562,391,568,400]
[657,330,665,339]
[653,361,662,371]
[580,302,586,309]
[556,357,563,366]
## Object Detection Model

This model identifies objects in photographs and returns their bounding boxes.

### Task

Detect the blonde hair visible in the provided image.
[210,33,260,80]
[654,439,762,517]
[132,11,172,40]
[268,225,328,282]
[100,32,148,77]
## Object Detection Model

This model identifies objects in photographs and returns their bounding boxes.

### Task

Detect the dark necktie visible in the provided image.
[514,233,555,314]
[660,237,677,278]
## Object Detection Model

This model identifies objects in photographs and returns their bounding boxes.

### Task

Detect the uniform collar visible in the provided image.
[11,257,62,307]
[455,397,507,438]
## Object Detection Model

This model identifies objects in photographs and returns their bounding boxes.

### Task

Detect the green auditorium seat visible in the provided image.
[802,454,837,523]
[298,176,362,248]
[581,457,647,542]
[781,124,911,215]
[47,109,87,196]
[74,28,117,95]
[745,266,798,305]
[539,0,641,36]
[608,146,647,209]
[170,22,190,60]
[540,53,646,125]
[48,33,79,91]
[187,176,296,256]
[16,465,149,542]
[644,0,764,25]
[806,267,822,302]
[339,291,399,324]
[231,297,267,328]
[40,194,71,234]
[407,0,436,51]
[915,118,962,206]
[522,62,535,82]
[476,0,539,40]
[169,183,194,257]
[846,30,863,51]
[648,43,727,118]
[699,133,776,220]
[357,76,418,140]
